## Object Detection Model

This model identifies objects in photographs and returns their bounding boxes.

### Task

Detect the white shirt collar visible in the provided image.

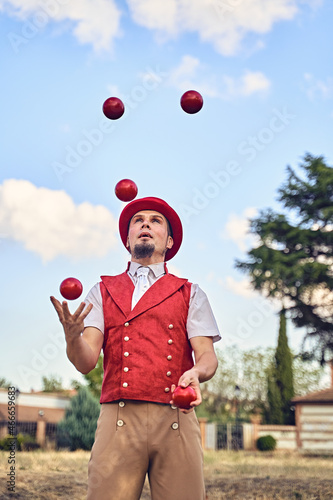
[128,261,166,278]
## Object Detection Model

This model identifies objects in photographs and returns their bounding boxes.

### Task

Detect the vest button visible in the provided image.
[168,339,173,345]
[167,355,172,361]
[124,336,129,341]
[123,382,128,388]
[119,401,125,407]
[124,322,129,327]
[164,387,170,393]
[171,422,179,430]
[166,371,172,377]
[168,324,174,329]
[117,419,124,427]
[124,352,129,357]
[124,367,129,373]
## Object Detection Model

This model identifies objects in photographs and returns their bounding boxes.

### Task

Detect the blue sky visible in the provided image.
[1,0,332,392]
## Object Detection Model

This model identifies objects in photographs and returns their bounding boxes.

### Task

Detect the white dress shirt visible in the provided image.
[84,261,221,343]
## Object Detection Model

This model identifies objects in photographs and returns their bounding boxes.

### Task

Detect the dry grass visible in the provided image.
[203,450,333,499]
[1,449,333,499]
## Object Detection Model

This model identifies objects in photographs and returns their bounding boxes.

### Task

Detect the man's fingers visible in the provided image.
[50,296,64,322]
[61,300,71,320]
[72,301,87,320]
[72,302,93,321]
[81,302,93,319]
[50,296,61,310]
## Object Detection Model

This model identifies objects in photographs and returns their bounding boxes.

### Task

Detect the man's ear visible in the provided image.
[166,236,174,250]
[126,236,130,248]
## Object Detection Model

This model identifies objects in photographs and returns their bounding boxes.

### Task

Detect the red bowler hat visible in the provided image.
[119,197,183,261]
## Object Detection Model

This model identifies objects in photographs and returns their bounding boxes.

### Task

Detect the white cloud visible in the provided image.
[126,0,315,56]
[0,179,118,261]
[238,71,271,96]
[222,276,282,315]
[1,0,122,52]
[1,0,320,55]
[167,55,271,98]
[220,70,271,98]
[303,73,333,101]
[224,276,258,298]
[222,207,259,251]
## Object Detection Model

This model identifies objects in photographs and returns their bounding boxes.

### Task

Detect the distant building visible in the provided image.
[0,388,74,447]
[292,361,333,454]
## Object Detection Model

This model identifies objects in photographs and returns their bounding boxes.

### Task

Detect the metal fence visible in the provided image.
[0,420,38,438]
[217,423,243,450]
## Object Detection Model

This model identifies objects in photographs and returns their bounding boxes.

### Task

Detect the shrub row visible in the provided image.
[0,433,40,451]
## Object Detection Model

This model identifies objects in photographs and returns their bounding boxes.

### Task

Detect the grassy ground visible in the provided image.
[1,449,333,499]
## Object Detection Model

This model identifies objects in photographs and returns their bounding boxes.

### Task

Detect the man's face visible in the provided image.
[127,210,174,263]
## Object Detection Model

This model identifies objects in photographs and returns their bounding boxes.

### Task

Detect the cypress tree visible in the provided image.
[275,310,295,424]
[266,370,283,424]
[57,387,100,450]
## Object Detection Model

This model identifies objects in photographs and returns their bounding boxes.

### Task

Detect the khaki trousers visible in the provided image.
[87,401,206,500]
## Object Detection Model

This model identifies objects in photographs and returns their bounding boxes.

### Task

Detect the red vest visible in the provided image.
[99,268,194,404]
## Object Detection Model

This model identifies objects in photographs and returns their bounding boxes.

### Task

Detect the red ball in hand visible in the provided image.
[180,90,203,114]
[103,97,125,120]
[60,278,83,301]
[115,179,138,202]
[172,386,197,409]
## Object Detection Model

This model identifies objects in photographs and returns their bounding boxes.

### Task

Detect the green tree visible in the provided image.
[236,154,333,363]
[203,344,325,423]
[266,370,283,424]
[0,377,12,388]
[57,387,100,451]
[71,355,104,399]
[42,375,64,392]
[266,311,295,424]
[274,310,294,424]
[292,355,325,396]
[83,355,103,398]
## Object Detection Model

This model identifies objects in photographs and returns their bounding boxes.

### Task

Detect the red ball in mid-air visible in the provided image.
[180,90,203,114]
[60,277,83,301]
[172,386,197,409]
[103,97,125,120]
[115,179,138,202]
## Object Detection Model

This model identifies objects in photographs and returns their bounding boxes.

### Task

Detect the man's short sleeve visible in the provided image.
[83,283,104,334]
[187,284,221,343]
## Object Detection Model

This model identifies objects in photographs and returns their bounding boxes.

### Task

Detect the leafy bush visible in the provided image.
[256,435,277,452]
[0,435,16,451]
[0,433,38,451]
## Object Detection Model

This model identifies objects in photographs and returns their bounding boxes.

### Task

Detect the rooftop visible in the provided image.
[292,386,333,404]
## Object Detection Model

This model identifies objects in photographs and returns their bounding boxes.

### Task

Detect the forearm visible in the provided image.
[66,335,98,374]
[192,350,218,383]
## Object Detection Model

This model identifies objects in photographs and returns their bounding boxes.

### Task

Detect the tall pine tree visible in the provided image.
[266,370,283,424]
[274,310,295,424]
[236,154,333,363]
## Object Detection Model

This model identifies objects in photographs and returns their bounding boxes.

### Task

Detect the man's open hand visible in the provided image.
[50,296,93,342]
